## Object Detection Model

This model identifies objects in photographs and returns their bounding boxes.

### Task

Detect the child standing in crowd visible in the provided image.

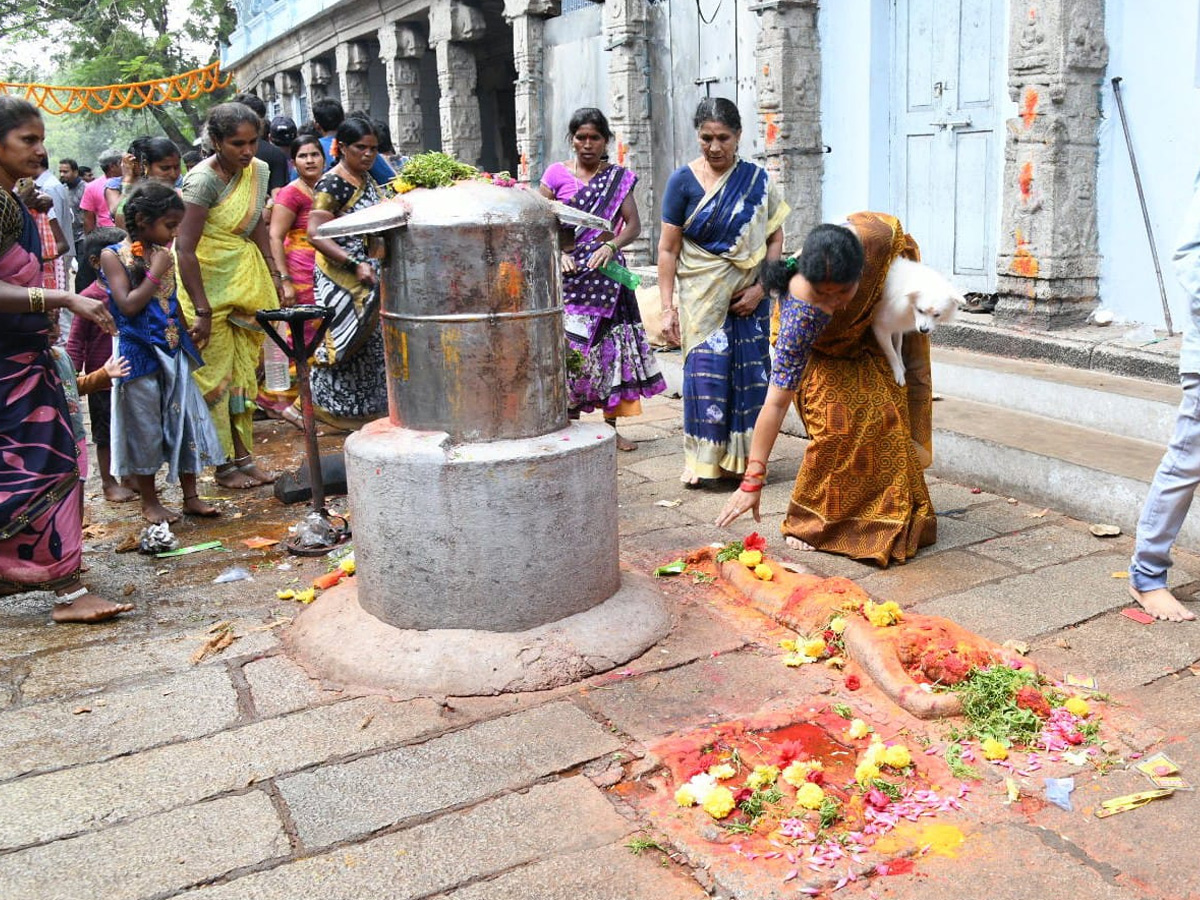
[98,182,222,524]
[67,226,137,502]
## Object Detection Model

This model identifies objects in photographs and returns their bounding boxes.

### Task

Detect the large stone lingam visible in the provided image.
[286,182,671,697]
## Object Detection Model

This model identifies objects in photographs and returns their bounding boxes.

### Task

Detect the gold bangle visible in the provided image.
[28,287,45,313]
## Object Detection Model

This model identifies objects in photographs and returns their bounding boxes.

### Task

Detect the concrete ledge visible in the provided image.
[285,570,672,698]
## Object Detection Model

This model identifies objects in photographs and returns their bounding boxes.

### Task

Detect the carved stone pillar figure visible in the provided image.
[274,70,301,109]
[335,41,372,115]
[379,23,426,157]
[752,0,821,248]
[994,0,1107,329]
[429,0,486,165]
[256,80,277,107]
[604,0,653,264]
[303,59,333,103]
[504,0,559,184]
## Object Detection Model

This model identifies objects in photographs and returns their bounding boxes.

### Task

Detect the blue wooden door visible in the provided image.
[892,0,1004,292]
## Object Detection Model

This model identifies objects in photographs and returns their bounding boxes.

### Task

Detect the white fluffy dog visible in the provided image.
[872,257,963,385]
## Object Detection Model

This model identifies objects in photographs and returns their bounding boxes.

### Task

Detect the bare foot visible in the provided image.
[785,536,815,551]
[615,433,638,452]
[102,481,137,502]
[141,499,180,524]
[183,494,220,517]
[52,590,134,623]
[239,463,276,486]
[121,477,141,495]
[215,465,260,490]
[1128,585,1197,622]
[680,468,701,486]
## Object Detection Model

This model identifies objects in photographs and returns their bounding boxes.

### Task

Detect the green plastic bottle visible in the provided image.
[598,260,642,290]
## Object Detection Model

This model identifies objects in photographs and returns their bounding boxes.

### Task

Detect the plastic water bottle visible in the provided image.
[263,323,291,392]
[598,260,642,290]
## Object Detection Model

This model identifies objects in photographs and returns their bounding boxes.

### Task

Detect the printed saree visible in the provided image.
[677,159,789,478]
[782,211,937,567]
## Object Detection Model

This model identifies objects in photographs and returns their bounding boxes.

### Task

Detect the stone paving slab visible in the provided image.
[854,549,1018,606]
[242,653,343,718]
[840,822,1140,900]
[432,841,708,900]
[18,621,280,702]
[1030,611,1200,690]
[955,498,1066,535]
[582,649,829,743]
[276,701,621,847]
[186,777,630,900]
[0,791,288,900]
[913,552,1191,644]
[925,479,1006,511]
[919,515,1001,553]
[0,695,442,851]
[0,666,239,782]
[969,522,1117,571]
[1126,673,1200,734]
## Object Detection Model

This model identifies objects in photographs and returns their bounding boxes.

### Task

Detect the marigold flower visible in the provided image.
[738,549,763,567]
[753,564,774,581]
[275,589,295,600]
[883,744,912,769]
[702,785,737,819]
[294,588,316,604]
[337,555,356,575]
[675,785,697,807]
[864,600,903,627]
[1064,696,1090,718]
[781,760,823,787]
[846,718,871,740]
[829,616,847,635]
[746,765,780,790]
[744,532,768,552]
[855,761,881,784]
[802,638,827,658]
[708,763,737,780]
[862,739,887,768]
[982,738,1009,760]
[795,782,826,809]
[779,638,798,652]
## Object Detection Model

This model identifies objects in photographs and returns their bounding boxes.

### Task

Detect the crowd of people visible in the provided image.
[0,87,951,627]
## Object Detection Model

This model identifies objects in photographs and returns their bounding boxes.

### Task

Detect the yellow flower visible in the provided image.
[754,564,774,581]
[803,638,827,658]
[738,549,763,567]
[275,589,295,600]
[779,638,798,652]
[862,739,887,768]
[795,782,826,809]
[1064,697,1090,717]
[702,786,737,819]
[685,773,718,803]
[825,656,846,669]
[883,744,912,770]
[295,588,316,604]
[846,718,871,740]
[864,600,903,627]
[982,738,1009,761]
[391,178,416,193]
[708,763,737,780]
[674,785,697,807]
[746,765,780,790]
[337,555,356,575]
[829,616,847,635]
[782,760,823,788]
[855,761,881,784]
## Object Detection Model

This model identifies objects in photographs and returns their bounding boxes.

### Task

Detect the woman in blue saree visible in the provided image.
[657,98,788,485]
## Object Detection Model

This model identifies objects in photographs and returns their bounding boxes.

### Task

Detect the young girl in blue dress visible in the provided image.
[99,181,222,524]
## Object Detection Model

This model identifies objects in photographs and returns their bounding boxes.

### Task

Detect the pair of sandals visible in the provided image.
[215,456,275,490]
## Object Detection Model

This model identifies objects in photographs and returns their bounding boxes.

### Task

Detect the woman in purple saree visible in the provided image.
[540,108,664,450]
[0,97,133,623]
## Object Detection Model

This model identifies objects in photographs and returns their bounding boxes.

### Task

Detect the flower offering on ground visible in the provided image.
[863,600,903,627]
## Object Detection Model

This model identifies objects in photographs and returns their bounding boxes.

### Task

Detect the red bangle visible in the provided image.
[144,271,162,288]
[739,480,763,493]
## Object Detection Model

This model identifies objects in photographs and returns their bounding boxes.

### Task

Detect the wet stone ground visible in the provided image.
[2,395,1200,899]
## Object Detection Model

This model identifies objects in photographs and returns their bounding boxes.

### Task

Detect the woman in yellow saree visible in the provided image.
[176,102,284,489]
[717,212,937,567]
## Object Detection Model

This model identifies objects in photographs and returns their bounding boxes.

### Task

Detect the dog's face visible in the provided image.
[907,289,961,334]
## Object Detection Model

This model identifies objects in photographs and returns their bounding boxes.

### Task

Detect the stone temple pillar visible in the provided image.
[604,0,653,264]
[504,0,559,185]
[429,0,486,166]
[303,59,333,103]
[274,70,301,119]
[335,41,372,115]
[379,23,426,157]
[753,0,822,248]
[994,0,1107,329]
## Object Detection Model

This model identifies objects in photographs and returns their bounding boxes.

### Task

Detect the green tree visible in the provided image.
[1,0,238,164]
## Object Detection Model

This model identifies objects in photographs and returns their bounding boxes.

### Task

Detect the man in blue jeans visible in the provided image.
[1129,170,1200,622]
